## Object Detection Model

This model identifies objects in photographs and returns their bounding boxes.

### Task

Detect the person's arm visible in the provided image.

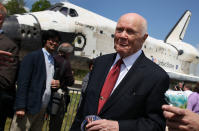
[0,50,12,63]
[162,104,199,131]
[187,93,196,111]
[0,50,12,56]
[0,50,13,69]
[81,73,90,93]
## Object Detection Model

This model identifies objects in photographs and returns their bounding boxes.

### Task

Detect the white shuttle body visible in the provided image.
[2,2,199,82]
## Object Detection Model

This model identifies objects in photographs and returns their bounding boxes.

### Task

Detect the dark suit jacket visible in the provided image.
[71,52,169,131]
[0,34,19,118]
[54,55,74,90]
[0,34,19,91]
[14,49,47,114]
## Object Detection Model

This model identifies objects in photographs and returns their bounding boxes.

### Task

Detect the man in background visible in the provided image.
[81,59,94,94]
[49,42,74,131]
[183,83,193,98]
[0,3,19,131]
[10,30,60,131]
[77,59,94,109]
[174,81,184,91]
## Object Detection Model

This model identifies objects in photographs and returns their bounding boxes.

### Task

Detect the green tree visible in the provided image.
[4,0,26,15]
[31,0,51,12]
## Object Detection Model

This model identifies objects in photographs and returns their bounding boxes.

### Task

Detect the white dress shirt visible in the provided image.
[111,50,142,94]
[42,48,55,108]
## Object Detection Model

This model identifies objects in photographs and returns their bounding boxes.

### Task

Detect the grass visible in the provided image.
[73,69,88,81]
[60,92,81,131]
[5,118,12,131]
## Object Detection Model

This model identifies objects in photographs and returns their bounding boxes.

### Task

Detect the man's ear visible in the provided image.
[143,33,148,41]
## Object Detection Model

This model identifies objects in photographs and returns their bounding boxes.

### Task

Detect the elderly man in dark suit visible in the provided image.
[71,13,169,131]
[0,3,19,131]
[10,30,61,131]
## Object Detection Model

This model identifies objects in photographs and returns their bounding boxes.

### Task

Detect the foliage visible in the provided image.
[31,0,51,12]
[73,69,89,81]
[4,0,26,15]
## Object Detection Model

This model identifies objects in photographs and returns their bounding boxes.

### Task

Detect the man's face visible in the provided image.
[44,37,59,53]
[114,16,147,58]
[178,82,183,88]
[0,14,4,28]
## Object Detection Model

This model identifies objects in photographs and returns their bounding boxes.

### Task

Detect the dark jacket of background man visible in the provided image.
[14,49,47,114]
[54,54,74,90]
[49,52,74,131]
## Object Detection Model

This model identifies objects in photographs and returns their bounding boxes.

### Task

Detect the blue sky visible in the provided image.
[26,0,199,48]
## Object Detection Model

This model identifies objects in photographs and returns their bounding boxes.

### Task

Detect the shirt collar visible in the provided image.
[115,50,142,71]
[42,48,54,63]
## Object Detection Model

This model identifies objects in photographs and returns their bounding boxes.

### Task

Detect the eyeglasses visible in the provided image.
[48,39,60,45]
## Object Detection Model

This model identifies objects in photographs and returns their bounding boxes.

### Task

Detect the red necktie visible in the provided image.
[97,59,123,114]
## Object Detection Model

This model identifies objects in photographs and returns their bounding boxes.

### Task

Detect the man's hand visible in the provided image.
[162,104,199,131]
[0,50,13,66]
[0,50,12,57]
[86,119,119,131]
[16,109,25,118]
[51,79,60,89]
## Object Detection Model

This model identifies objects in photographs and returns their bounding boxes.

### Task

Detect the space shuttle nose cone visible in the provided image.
[2,14,42,51]
[2,15,21,41]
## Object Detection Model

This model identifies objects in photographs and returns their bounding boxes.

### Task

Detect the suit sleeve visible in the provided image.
[14,54,34,111]
[118,73,169,131]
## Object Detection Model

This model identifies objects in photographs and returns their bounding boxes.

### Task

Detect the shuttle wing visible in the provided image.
[167,71,199,82]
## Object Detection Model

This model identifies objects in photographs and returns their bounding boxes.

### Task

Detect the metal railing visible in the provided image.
[63,87,81,131]
[43,87,81,131]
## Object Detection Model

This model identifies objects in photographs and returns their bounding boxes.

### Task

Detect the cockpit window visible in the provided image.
[48,3,63,11]
[60,7,68,16]
[50,6,62,11]
[69,8,78,17]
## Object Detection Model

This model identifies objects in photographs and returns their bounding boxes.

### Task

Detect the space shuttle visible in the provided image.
[2,2,199,83]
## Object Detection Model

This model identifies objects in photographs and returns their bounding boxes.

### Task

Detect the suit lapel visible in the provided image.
[99,52,147,115]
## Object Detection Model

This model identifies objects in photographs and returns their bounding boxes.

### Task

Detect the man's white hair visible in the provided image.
[57,43,73,53]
